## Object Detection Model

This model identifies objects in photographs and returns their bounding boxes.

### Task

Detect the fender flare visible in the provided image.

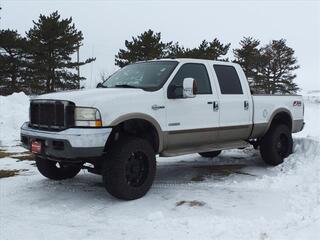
[264,108,293,135]
[110,113,164,152]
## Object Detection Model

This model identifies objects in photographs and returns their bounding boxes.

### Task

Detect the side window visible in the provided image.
[168,63,212,98]
[213,65,243,94]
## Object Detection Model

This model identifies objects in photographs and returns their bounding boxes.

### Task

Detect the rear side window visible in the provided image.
[213,65,243,94]
[170,63,212,95]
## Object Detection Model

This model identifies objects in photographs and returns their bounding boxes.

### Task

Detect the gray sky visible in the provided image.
[1,0,320,91]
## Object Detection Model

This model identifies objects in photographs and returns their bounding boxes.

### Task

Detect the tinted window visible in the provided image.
[169,63,212,97]
[213,65,243,94]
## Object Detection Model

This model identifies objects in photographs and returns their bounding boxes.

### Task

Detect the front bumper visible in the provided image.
[20,122,112,160]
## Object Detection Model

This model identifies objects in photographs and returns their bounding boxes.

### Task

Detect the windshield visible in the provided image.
[102,61,178,91]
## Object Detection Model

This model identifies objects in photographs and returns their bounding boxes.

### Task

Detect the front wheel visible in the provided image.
[102,136,156,200]
[260,124,293,166]
[36,157,82,180]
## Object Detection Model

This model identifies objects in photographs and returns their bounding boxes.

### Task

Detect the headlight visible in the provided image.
[74,107,102,127]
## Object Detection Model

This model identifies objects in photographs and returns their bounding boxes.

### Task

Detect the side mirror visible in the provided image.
[182,78,197,98]
[96,82,103,88]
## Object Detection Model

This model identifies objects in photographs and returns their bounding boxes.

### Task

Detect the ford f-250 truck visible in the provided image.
[21,59,304,200]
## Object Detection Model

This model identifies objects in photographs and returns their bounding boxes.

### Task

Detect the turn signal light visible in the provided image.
[95,120,103,127]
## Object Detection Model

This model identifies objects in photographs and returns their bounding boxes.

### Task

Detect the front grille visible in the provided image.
[29,100,75,130]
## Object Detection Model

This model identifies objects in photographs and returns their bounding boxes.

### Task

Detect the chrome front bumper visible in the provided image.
[20,122,112,159]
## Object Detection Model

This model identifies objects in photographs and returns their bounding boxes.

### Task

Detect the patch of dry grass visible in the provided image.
[13,154,34,161]
[0,150,34,161]
[176,200,206,207]
[0,169,29,178]
[0,151,16,158]
[0,169,20,178]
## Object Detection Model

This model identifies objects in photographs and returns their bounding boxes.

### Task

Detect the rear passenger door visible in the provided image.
[212,64,252,141]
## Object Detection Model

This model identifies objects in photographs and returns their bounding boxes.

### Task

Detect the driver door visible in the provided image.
[164,63,220,152]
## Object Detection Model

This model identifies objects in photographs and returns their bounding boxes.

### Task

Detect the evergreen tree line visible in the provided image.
[1,12,299,96]
[0,11,95,95]
[115,30,299,94]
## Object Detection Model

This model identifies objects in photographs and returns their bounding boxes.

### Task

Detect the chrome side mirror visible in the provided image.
[183,78,197,98]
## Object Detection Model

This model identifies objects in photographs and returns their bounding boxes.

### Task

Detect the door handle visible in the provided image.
[244,100,249,110]
[213,101,219,111]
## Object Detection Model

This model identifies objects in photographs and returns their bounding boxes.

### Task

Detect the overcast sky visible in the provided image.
[1,0,320,91]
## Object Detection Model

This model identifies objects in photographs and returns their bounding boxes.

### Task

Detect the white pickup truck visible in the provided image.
[21,59,304,200]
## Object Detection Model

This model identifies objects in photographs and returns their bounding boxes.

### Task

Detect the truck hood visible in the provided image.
[33,88,146,107]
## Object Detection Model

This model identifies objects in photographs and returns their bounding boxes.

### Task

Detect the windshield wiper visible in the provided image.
[114,84,141,89]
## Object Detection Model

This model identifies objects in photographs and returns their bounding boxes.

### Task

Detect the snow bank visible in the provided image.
[0,92,29,147]
[303,90,320,104]
[295,94,320,139]
[0,91,319,239]
[1,133,320,239]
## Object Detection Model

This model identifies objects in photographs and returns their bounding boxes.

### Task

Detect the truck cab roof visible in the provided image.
[142,58,240,67]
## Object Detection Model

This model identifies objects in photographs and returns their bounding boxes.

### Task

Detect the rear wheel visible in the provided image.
[36,157,82,180]
[199,150,222,158]
[102,136,156,200]
[260,124,293,166]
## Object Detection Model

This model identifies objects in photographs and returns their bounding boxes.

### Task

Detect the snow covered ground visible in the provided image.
[0,92,319,240]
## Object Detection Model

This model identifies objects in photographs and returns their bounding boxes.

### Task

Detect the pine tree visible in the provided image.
[233,38,299,94]
[259,39,299,94]
[115,30,230,66]
[115,29,171,67]
[187,39,230,60]
[26,11,95,94]
[0,29,29,95]
[167,39,230,60]
[233,37,262,92]
[166,42,186,58]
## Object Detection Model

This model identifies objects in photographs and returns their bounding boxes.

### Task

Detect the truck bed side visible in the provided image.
[250,95,304,138]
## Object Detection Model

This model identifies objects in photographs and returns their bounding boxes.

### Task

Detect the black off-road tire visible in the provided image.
[36,156,82,180]
[102,136,156,200]
[260,124,293,166]
[199,150,222,158]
